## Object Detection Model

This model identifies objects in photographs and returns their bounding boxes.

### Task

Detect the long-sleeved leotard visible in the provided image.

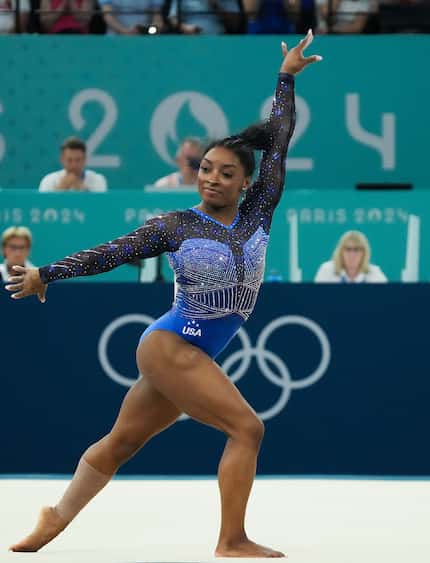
[39,73,296,358]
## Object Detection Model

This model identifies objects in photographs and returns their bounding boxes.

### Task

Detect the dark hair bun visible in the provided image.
[203,121,274,177]
[232,122,273,151]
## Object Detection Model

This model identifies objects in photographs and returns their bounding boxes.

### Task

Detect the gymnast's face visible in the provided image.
[198,147,251,209]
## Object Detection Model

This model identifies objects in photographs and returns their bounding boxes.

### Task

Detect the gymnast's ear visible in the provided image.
[242,177,252,192]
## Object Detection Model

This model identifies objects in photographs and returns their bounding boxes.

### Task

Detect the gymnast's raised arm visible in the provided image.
[243,30,322,213]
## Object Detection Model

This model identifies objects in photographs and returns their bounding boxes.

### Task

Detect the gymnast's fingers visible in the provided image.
[6,275,24,284]
[5,283,24,292]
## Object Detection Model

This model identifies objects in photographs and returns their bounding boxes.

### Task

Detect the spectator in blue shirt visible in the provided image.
[100,0,164,34]
[167,0,244,34]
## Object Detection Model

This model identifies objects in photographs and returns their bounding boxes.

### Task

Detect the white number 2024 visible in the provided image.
[260,93,396,171]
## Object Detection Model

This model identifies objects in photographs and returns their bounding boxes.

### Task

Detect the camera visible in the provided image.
[136,25,159,35]
[187,157,202,171]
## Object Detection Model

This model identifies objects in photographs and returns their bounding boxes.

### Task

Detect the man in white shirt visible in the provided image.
[39,137,107,192]
[154,137,204,188]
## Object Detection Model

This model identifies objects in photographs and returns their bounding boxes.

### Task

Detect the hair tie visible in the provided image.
[224,135,243,146]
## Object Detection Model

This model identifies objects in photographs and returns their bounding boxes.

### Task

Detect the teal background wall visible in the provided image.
[1,35,430,477]
[0,36,428,190]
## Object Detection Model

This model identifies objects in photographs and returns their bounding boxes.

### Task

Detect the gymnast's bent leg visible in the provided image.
[138,330,284,558]
[10,376,180,552]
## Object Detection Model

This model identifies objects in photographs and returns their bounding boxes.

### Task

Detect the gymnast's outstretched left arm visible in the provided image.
[4,213,180,302]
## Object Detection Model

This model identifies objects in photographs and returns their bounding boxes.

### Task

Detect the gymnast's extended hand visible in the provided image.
[5,265,47,303]
[280,29,322,75]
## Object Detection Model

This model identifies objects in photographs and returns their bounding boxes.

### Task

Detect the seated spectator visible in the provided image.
[0,0,30,32]
[243,0,295,33]
[154,137,204,188]
[100,0,164,34]
[379,1,430,33]
[39,137,107,192]
[166,0,244,34]
[0,226,35,282]
[293,0,317,34]
[39,0,93,34]
[316,0,377,33]
[314,230,387,283]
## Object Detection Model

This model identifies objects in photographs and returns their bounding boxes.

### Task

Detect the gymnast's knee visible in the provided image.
[106,432,147,465]
[233,415,265,450]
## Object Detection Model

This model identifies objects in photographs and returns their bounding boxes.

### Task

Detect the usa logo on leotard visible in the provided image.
[98,315,331,421]
[182,321,202,337]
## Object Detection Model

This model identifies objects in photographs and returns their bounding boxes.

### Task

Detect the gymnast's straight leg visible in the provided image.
[10,376,180,552]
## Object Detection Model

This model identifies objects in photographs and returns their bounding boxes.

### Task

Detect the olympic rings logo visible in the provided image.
[98,314,331,421]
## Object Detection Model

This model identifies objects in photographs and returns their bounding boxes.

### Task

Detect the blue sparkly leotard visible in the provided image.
[39,73,296,358]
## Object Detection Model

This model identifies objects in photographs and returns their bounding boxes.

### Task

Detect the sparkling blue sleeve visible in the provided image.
[242,73,296,215]
[39,213,179,283]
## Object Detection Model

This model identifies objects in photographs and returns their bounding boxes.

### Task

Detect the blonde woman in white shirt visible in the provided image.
[315,230,387,283]
[0,226,34,282]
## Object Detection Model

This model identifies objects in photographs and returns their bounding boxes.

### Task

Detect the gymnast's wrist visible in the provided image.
[38,267,50,284]
[279,72,294,81]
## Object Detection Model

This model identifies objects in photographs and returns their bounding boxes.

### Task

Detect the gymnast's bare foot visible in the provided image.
[215,537,285,557]
[9,506,68,552]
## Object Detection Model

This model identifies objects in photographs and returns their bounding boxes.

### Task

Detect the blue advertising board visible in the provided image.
[1,283,429,476]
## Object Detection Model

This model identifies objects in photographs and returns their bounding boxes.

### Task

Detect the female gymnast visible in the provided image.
[6,31,321,557]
